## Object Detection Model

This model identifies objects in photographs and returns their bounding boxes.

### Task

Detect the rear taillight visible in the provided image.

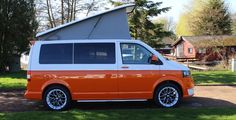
[27,71,31,82]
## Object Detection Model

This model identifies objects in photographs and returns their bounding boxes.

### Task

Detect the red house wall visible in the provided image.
[183,40,196,58]
[173,39,196,58]
[173,38,236,61]
[196,47,236,61]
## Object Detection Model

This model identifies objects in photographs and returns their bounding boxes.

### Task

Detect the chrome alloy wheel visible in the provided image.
[46,89,68,110]
[158,87,179,107]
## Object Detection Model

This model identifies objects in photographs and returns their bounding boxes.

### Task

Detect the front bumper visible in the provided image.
[182,77,194,97]
[187,88,194,96]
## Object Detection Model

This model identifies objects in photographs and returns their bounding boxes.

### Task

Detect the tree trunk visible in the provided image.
[0,32,6,72]
[46,0,54,28]
[49,0,56,27]
[86,0,95,16]
[66,0,71,22]
[73,0,76,20]
[225,47,229,66]
[9,56,21,72]
[134,27,138,39]
[70,0,74,21]
[61,0,64,24]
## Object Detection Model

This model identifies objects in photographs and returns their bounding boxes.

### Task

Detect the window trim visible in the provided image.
[120,43,161,65]
[72,43,75,64]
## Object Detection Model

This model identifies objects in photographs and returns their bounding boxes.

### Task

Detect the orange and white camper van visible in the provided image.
[25,39,194,110]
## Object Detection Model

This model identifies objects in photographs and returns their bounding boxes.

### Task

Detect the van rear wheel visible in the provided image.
[154,83,181,108]
[43,86,71,111]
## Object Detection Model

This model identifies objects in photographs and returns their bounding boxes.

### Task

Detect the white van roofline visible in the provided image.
[36,39,141,43]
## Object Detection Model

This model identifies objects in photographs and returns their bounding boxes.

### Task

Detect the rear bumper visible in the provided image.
[24,90,42,100]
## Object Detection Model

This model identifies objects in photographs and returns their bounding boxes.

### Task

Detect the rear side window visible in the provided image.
[39,43,72,64]
[74,43,115,64]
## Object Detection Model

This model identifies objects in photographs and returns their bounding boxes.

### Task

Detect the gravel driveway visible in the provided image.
[0,86,236,112]
[182,86,236,107]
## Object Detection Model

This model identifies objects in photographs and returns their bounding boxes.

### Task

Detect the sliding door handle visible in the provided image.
[121,66,129,69]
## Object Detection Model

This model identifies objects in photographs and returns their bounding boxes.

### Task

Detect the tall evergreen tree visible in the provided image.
[176,0,232,36]
[111,0,171,48]
[232,13,236,35]
[0,0,38,72]
[190,0,232,35]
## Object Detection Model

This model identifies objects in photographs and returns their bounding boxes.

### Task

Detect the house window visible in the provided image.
[231,47,235,52]
[198,48,206,54]
[188,48,193,54]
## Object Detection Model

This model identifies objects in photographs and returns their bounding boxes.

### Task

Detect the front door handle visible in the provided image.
[121,66,129,69]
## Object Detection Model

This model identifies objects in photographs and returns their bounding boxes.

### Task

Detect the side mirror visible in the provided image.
[150,55,163,65]
[151,55,158,64]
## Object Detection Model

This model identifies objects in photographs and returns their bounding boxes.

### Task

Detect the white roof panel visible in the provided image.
[36,4,135,38]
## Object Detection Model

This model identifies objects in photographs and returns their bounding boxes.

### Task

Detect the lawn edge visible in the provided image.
[196,84,236,86]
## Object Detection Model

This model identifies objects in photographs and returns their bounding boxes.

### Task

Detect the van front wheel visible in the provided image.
[43,86,71,111]
[154,83,181,108]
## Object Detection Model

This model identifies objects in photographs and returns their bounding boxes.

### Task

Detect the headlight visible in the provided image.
[182,70,191,77]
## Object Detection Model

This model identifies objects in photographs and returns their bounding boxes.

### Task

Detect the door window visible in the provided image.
[120,43,152,64]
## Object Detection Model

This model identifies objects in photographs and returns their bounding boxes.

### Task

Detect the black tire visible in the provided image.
[43,86,71,111]
[154,83,181,108]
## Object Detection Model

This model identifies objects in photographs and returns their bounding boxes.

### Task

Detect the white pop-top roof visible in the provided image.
[36,4,135,38]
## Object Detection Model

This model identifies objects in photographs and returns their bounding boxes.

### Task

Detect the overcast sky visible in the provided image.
[155,0,236,22]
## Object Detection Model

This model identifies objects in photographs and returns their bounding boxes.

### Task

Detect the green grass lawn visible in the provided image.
[0,71,27,90]
[192,71,236,85]
[0,108,236,120]
[0,71,236,120]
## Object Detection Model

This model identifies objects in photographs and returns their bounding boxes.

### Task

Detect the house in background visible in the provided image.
[20,52,29,70]
[20,41,35,70]
[172,35,236,61]
[156,37,175,55]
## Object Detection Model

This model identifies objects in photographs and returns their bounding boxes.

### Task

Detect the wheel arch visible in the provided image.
[153,80,183,99]
[42,83,72,100]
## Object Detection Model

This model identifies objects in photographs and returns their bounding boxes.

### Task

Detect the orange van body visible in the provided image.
[25,70,194,100]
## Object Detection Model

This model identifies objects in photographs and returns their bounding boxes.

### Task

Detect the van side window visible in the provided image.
[74,43,115,64]
[39,44,73,64]
[120,43,152,64]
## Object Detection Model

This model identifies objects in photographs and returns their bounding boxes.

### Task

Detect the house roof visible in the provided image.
[161,37,175,45]
[36,4,135,39]
[172,35,236,48]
